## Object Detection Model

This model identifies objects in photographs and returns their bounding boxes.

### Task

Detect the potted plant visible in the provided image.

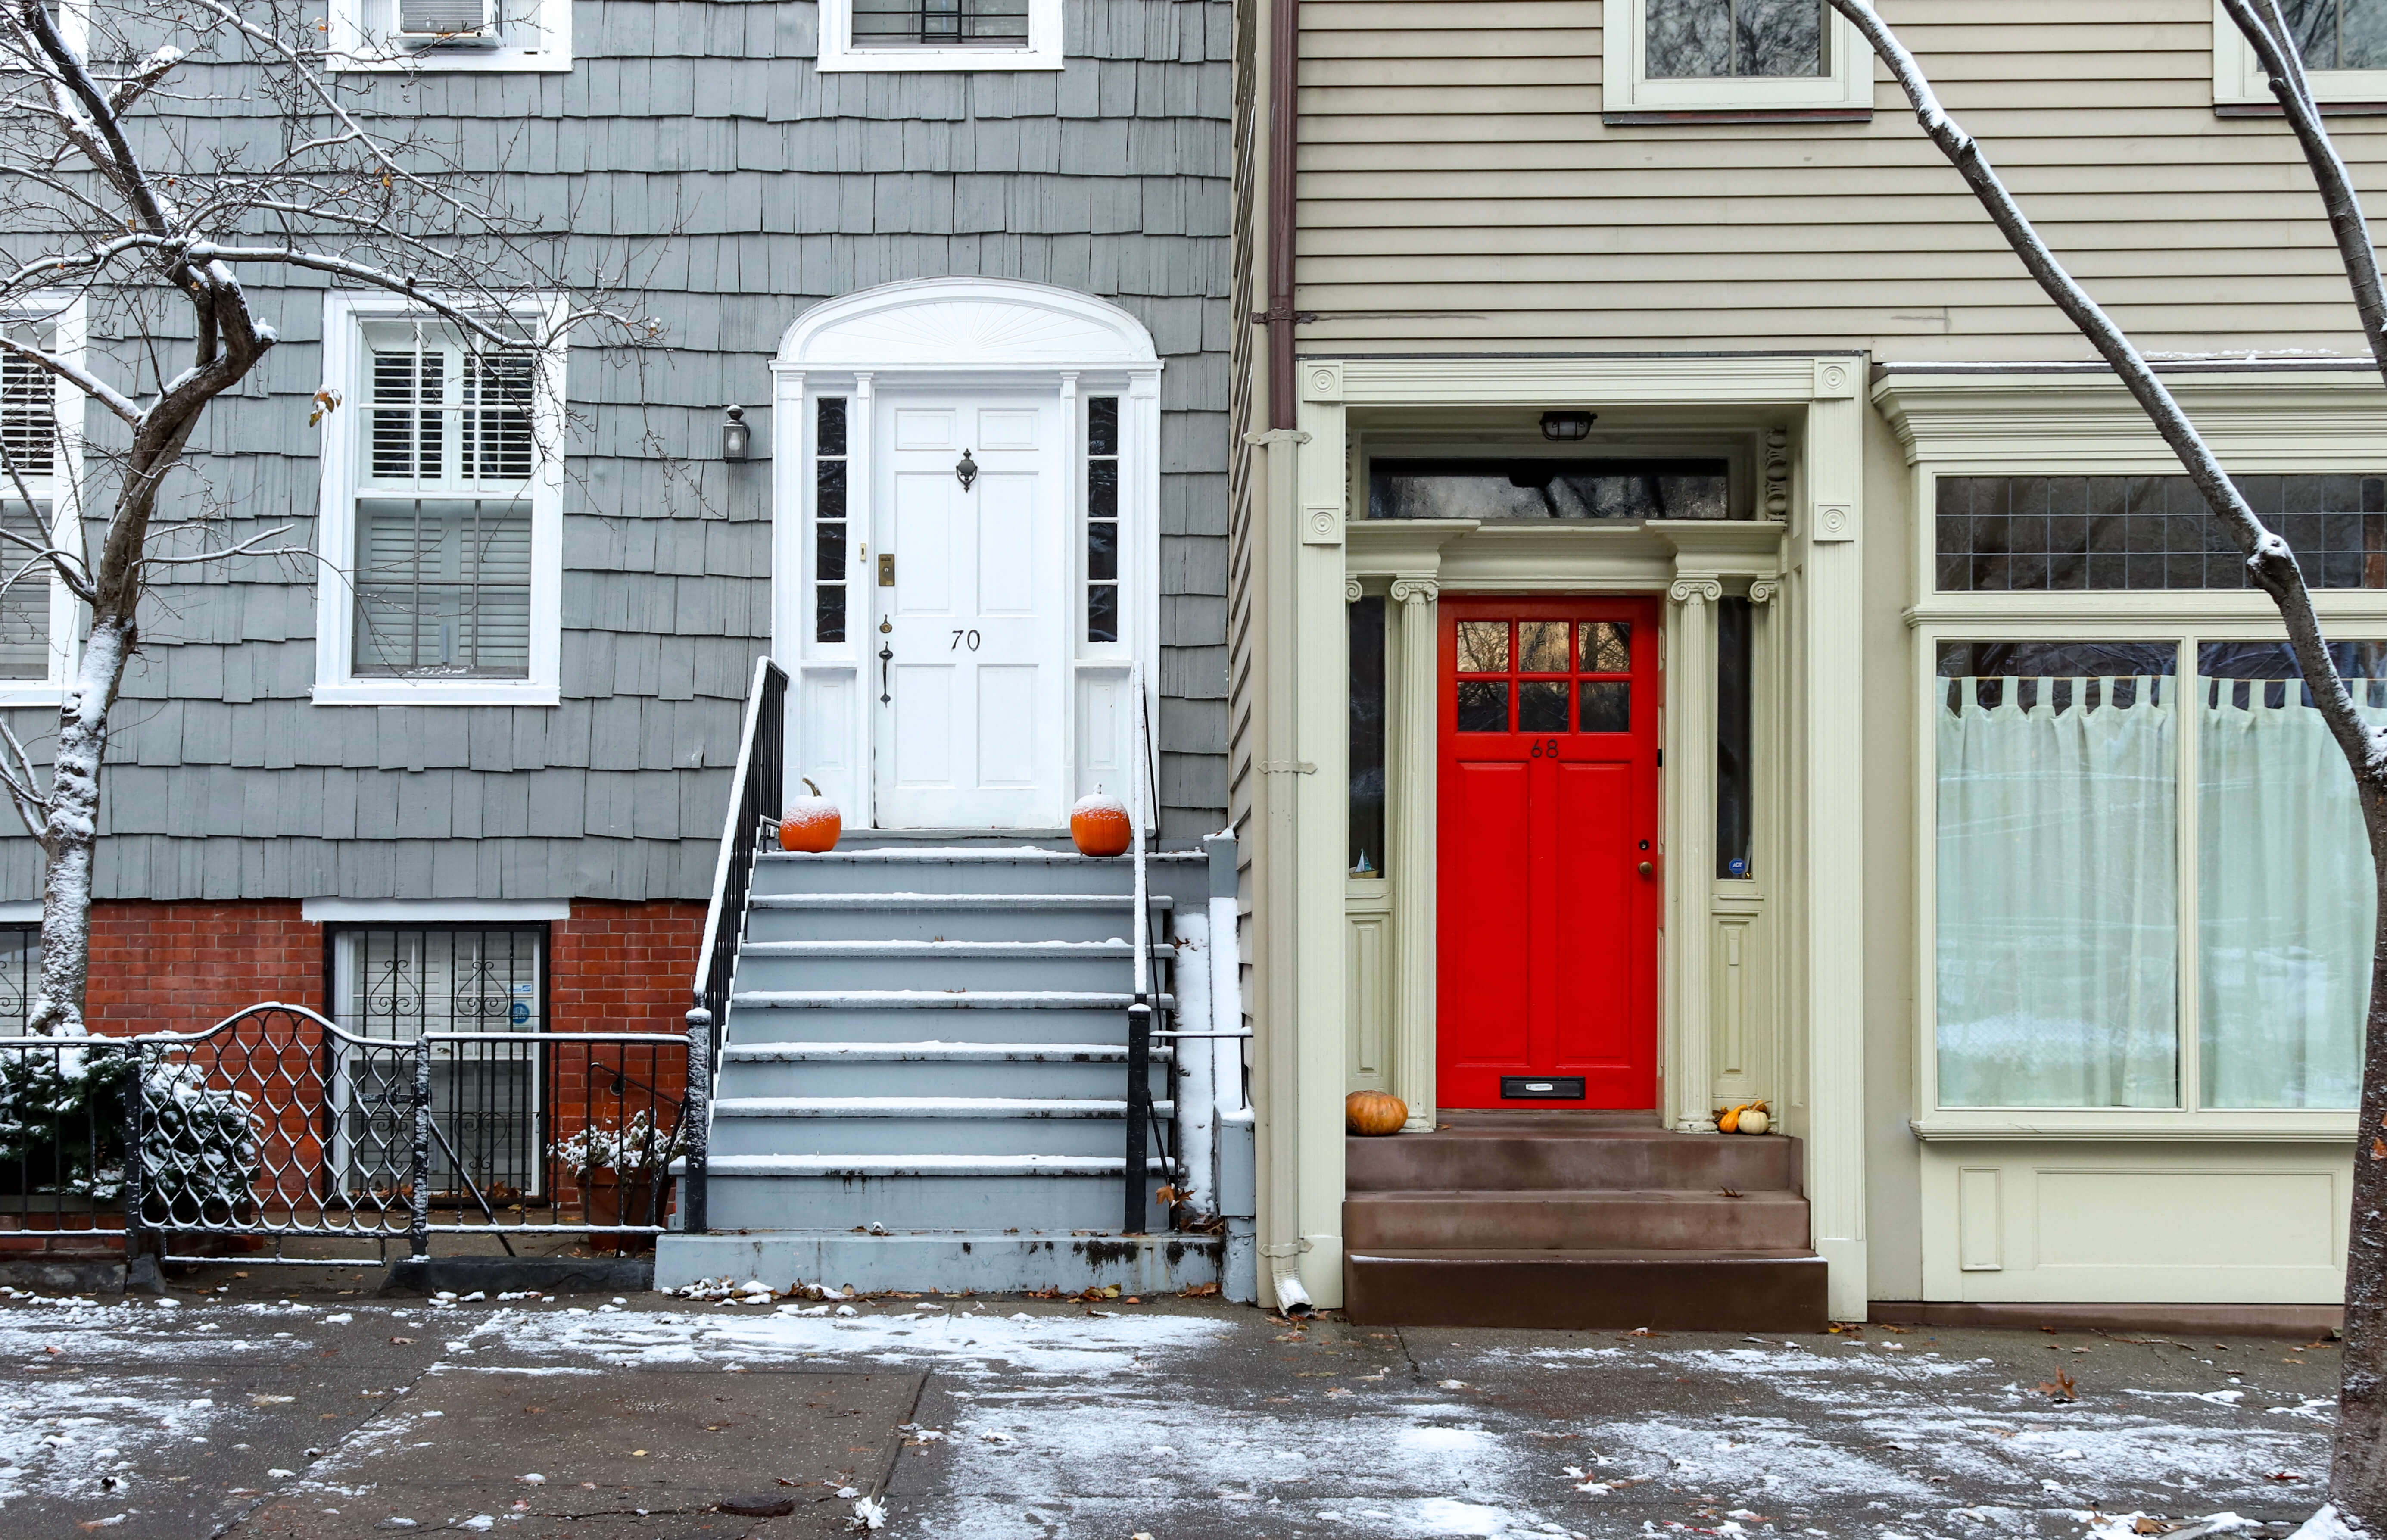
[551,1111,687,1253]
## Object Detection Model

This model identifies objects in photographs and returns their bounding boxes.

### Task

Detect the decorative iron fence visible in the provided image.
[0,1003,700,1266]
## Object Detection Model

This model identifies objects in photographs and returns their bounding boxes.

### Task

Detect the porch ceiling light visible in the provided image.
[1540,410,1596,441]
[721,405,751,461]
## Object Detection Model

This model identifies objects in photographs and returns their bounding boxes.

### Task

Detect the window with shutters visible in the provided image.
[0,311,79,702]
[2216,0,2387,109]
[816,0,1060,71]
[326,0,571,72]
[316,296,563,705]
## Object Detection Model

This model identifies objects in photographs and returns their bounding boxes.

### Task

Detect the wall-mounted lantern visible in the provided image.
[1539,410,1596,442]
[721,405,751,461]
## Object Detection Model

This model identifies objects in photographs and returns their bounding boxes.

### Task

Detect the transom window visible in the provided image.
[1369,459,1733,522]
[1936,473,2387,592]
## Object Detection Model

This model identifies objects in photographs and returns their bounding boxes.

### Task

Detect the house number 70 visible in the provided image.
[950,629,982,652]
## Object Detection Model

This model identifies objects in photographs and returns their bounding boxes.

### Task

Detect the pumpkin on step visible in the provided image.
[779,778,841,853]
[1346,1088,1409,1136]
[1070,791,1133,857]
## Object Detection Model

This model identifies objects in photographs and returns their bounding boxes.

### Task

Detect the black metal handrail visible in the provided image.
[1123,658,1155,1234]
[684,656,788,1235]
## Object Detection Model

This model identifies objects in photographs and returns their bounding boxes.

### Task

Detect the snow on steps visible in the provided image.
[658,835,1199,1285]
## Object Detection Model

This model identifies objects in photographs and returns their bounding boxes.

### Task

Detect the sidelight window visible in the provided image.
[1350,595,1387,876]
[1087,396,1120,644]
[815,397,849,644]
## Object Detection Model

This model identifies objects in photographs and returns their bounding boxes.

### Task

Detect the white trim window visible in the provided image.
[1604,0,1872,120]
[0,305,84,706]
[327,0,572,73]
[816,0,1063,72]
[2216,0,2387,109]
[314,293,564,707]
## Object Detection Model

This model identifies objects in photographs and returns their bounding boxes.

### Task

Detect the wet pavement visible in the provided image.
[0,1262,2345,1539]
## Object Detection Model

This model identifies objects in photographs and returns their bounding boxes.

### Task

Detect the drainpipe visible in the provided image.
[1266,0,1299,431]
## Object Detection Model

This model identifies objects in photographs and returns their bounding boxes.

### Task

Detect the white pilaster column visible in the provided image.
[1667,578,1720,1132]
[1389,576,1440,1133]
[1803,369,1869,1322]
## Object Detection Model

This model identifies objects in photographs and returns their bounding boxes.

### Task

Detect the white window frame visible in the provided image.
[1880,365,2387,1144]
[0,296,87,708]
[1603,0,1871,118]
[2213,0,2387,108]
[816,0,1063,72]
[327,0,573,74]
[313,290,565,708]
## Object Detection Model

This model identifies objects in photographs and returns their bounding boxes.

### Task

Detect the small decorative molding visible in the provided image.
[1747,578,1779,605]
[1762,425,1792,520]
[1389,577,1440,604]
[1667,578,1723,605]
[1303,504,1344,547]
[1813,504,1855,543]
[1345,577,1365,603]
[1302,362,1344,402]
[1813,358,1858,399]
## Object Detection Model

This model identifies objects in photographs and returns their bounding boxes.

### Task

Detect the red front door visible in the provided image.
[1437,597,1661,1110]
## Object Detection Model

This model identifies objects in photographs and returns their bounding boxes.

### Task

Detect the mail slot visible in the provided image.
[1500,1076,1586,1100]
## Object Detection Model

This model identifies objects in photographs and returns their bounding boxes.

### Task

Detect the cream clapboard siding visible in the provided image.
[1296,0,2387,357]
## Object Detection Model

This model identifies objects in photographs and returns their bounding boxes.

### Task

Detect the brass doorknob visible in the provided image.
[1637,860,1654,877]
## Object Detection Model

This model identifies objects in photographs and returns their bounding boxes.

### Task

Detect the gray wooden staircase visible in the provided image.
[655,839,1228,1295]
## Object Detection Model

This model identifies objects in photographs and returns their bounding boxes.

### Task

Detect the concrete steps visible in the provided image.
[657,838,1212,1290]
[1342,1110,1826,1331]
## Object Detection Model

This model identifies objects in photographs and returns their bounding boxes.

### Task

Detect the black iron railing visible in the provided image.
[1124,658,1156,1234]
[683,655,788,1236]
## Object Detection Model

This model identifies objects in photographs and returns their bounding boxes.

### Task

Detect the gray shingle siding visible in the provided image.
[2,0,1229,901]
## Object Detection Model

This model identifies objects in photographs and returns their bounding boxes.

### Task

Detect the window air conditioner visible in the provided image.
[397,0,499,47]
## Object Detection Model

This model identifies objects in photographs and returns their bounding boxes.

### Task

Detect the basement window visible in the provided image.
[0,926,36,1035]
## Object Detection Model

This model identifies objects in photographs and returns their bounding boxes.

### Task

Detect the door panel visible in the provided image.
[872,393,1065,828]
[1438,596,1661,1110]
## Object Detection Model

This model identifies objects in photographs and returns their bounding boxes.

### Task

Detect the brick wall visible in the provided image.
[75,899,704,1036]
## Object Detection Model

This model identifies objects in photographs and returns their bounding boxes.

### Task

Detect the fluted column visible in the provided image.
[1667,577,1721,1132]
[1389,577,1440,1131]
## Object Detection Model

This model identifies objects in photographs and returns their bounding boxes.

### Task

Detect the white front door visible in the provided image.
[870,392,1066,828]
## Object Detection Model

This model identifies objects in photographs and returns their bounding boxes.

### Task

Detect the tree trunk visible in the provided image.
[2337,785,2387,1521]
[26,613,132,1038]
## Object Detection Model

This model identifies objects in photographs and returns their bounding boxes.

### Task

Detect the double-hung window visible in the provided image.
[325,0,573,73]
[1922,470,2387,1132]
[816,0,1062,71]
[1605,0,1873,121]
[2217,0,2387,109]
[0,312,81,703]
[315,294,563,705]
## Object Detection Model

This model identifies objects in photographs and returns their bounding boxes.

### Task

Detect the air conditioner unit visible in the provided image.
[397,0,499,46]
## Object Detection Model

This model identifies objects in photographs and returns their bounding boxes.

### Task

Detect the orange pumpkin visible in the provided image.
[1070,792,1132,857]
[779,778,841,853]
[1346,1089,1409,1137]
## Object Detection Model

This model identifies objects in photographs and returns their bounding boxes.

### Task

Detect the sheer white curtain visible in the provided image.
[2198,680,2378,1109]
[1936,676,2178,1107]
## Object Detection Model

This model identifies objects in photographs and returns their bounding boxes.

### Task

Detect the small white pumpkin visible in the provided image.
[1738,1107,1771,1136]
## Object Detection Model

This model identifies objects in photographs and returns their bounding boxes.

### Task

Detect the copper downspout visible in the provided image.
[1266,0,1298,430]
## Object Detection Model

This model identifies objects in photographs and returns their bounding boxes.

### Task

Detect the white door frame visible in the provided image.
[768,277,1164,830]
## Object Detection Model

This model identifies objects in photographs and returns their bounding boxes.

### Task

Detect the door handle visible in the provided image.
[878,617,893,705]
[1637,860,1655,878]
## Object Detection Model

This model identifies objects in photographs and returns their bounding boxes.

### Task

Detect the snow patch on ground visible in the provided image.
[0,1373,234,1506]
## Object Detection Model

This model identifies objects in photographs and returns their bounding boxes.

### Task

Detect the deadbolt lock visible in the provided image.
[877,553,895,586]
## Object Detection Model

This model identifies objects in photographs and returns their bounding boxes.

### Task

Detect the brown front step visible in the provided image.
[1347,1127,1802,1193]
[1345,1188,1811,1251]
[1344,1248,1829,1332]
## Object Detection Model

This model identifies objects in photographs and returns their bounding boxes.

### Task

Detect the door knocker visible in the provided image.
[955,449,978,492]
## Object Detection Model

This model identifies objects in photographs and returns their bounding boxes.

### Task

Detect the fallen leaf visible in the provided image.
[1181,1282,1220,1298]
[2035,1371,2078,1403]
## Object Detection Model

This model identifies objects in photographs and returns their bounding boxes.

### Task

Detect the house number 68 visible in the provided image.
[950,629,982,652]
[1528,738,1560,758]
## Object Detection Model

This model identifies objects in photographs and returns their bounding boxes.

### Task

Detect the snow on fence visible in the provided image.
[0,1003,698,1266]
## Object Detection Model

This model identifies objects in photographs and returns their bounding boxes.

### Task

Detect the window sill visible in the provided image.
[311,680,559,707]
[2216,100,2387,116]
[1603,107,1872,126]
[0,684,65,708]
[1911,1112,2356,1143]
[327,47,572,73]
